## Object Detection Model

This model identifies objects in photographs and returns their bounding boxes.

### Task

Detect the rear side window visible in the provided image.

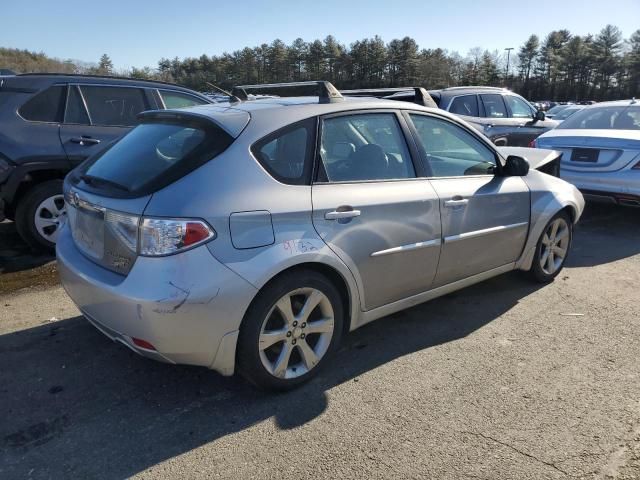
[251,118,315,185]
[480,94,507,118]
[160,90,208,109]
[78,119,233,195]
[80,86,148,127]
[319,113,415,182]
[19,86,65,122]
[449,95,479,117]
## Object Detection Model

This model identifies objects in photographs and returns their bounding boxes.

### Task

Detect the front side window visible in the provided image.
[505,95,535,118]
[449,95,479,117]
[409,114,496,177]
[80,86,148,127]
[480,94,507,118]
[319,113,415,182]
[558,106,640,130]
[19,86,65,123]
[160,90,208,109]
[251,118,315,185]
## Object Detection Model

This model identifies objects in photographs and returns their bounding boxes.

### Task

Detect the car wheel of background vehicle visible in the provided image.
[15,180,66,252]
[237,270,344,391]
[528,211,572,283]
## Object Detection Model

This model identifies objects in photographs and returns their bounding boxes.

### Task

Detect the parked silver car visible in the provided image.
[535,100,640,207]
[57,82,585,390]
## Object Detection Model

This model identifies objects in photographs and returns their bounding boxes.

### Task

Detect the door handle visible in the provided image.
[70,136,101,146]
[444,199,469,208]
[325,209,361,220]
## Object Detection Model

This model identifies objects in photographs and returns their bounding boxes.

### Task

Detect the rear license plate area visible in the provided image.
[571,148,599,163]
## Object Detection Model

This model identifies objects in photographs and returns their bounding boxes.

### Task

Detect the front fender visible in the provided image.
[516,169,585,271]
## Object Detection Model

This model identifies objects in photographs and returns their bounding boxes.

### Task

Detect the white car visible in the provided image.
[535,100,640,207]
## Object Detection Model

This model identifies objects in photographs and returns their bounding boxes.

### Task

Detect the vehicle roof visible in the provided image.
[582,99,639,108]
[433,86,512,95]
[156,96,453,138]
[168,95,445,118]
[2,73,205,94]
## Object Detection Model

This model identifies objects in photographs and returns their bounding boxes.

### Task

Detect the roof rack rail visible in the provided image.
[442,86,506,91]
[231,81,343,104]
[14,72,190,88]
[340,87,438,108]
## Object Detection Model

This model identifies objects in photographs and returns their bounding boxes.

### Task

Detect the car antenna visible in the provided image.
[205,81,244,103]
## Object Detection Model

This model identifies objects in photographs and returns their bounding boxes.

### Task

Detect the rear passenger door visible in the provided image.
[59,85,151,166]
[407,112,530,287]
[311,111,442,311]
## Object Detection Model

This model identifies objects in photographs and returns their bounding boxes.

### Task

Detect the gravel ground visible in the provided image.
[0,204,639,480]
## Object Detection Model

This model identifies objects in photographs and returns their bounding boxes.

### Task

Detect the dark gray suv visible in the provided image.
[0,74,211,250]
[380,86,559,147]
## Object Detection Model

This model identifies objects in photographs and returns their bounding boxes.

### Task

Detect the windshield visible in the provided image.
[77,120,233,195]
[555,107,583,120]
[558,105,640,130]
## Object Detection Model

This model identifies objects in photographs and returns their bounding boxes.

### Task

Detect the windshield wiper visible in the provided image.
[80,174,130,193]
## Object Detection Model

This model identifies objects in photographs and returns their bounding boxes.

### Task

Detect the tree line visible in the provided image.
[2,24,639,101]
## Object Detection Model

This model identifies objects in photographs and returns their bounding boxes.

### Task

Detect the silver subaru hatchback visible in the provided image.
[57,82,585,390]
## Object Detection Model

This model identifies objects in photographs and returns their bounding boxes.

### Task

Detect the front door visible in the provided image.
[407,112,530,287]
[59,84,150,167]
[312,111,442,311]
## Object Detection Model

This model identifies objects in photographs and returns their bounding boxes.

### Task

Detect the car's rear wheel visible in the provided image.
[237,270,344,391]
[15,180,66,252]
[528,211,572,283]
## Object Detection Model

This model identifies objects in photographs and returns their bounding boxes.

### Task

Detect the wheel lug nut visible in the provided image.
[301,333,305,339]
[292,339,297,345]
[292,321,298,327]
[301,323,306,328]
[286,331,292,337]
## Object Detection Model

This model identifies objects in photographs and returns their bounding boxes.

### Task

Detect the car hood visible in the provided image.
[496,146,561,170]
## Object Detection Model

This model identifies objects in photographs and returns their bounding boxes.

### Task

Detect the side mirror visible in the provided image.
[534,110,546,122]
[504,155,530,176]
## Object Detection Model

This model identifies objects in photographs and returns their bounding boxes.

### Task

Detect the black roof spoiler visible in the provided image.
[340,87,438,108]
[231,81,344,104]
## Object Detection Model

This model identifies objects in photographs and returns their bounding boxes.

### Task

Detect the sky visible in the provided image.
[2,0,639,71]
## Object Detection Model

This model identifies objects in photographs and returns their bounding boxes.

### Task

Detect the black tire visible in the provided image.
[15,180,65,252]
[528,210,573,283]
[237,269,344,391]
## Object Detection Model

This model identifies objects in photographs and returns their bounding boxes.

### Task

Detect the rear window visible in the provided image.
[19,86,65,122]
[558,106,640,130]
[76,119,233,195]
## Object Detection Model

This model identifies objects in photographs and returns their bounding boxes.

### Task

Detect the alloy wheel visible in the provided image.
[258,287,335,379]
[33,194,67,243]
[539,217,570,275]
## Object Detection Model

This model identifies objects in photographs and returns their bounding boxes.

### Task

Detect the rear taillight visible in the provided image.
[139,218,215,256]
[529,139,537,148]
[632,161,640,170]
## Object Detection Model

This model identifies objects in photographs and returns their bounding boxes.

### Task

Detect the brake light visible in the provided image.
[139,218,215,256]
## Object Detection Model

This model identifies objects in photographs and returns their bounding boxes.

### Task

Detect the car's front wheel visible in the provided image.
[15,180,67,252]
[237,270,344,391]
[528,211,573,283]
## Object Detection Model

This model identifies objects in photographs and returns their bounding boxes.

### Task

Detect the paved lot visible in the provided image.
[1,204,639,479]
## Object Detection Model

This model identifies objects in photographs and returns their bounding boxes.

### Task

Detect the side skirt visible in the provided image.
[354,263,516,329]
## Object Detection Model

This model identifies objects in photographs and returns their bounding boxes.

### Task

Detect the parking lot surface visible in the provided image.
[1,204,639,479]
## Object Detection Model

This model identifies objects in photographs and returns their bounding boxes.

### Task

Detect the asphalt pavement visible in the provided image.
[0,204,639,479]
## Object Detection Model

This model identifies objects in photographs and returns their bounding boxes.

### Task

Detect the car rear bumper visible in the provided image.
[561,169,640,206]
[56,224,258,374]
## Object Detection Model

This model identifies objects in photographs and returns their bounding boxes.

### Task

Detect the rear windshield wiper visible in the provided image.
[80,174,131,193]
